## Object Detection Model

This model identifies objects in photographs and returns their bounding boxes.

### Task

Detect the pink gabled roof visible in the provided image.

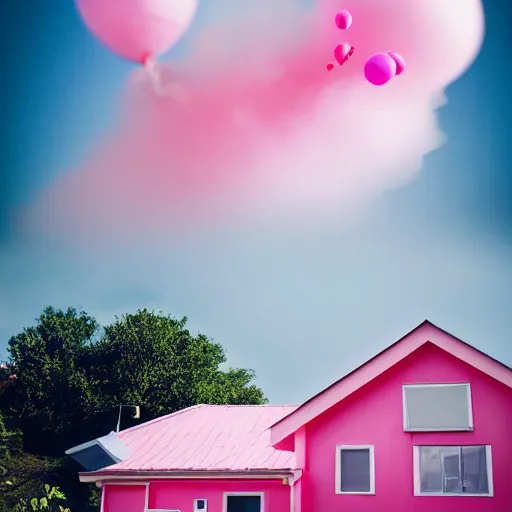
[88,404,298,476]
[270,320,512,446]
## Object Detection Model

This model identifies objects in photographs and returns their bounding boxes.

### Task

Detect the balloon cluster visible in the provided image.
[75,2,406,90]
[328,9,406,86]
[364,51,405,86]
[327,10,354,71]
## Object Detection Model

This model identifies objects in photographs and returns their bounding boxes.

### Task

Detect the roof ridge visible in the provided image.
[199,404,298,407]
[269,321,512,443]
[119,404,207,435]
[118,404,299,436]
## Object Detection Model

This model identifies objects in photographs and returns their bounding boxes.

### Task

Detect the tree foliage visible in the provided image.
[5,307,100,454]
[12,484,71,512]
[1,306,266,511]
[92,310,266,422]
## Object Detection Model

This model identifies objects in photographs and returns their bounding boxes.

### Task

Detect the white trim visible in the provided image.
[487,446,495,497]
[80,471,292,483]
[66,438,99,454]
[412,444,420,494]
[334,445,375,495]
[65,432,128,465]
[100,485,105,512]
[145,483,150,512]
[222,492,264,512]
[289,482,294,512]
[402,383,474,432]
[413,445,494,497]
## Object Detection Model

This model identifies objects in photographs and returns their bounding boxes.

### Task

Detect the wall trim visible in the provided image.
[80,471,293,484]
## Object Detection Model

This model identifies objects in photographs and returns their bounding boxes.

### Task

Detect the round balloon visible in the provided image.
[75,0,198,63]
[335,10,352,30]
[388,52,406,76]
[364,53,397,86]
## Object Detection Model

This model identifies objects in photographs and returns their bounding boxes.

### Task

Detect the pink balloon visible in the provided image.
[335,10,352,30]
[75,0,198,64]
[364,53,397,86]
[388,52,406,76]
[326,63,335,71]
[334,43,353,66]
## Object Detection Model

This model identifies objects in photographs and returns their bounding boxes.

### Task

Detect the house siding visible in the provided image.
[102,479,290,512]
[102,485,147,512]
[149,480,290,512]
[302,342,512,512]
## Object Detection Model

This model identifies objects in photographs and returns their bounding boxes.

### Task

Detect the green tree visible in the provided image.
[1,363,18,463]
[2,307,267,511]
[0,413,67,512]
[91,309,266,427]
[13,484,71,512]
[4,307,100,455]
[0,451,66,512]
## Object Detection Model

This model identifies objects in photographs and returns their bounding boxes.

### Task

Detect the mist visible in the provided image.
[17,0,483,242]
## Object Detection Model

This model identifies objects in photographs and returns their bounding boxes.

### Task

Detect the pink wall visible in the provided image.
[302,342,512,512]
[103,479,290,512]
[149,480,289,512]
[103,485,146,512]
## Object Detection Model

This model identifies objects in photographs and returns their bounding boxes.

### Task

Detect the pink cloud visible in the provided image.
[19,0,484,241]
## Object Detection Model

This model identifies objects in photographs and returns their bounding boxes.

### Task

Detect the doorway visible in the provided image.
[225,493,263,512]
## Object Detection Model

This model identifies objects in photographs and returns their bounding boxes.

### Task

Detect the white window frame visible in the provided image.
[413,445,494,497]
[402,383,474,432]
[335,445,375,495]
[222,492,264,512]
[193,498,207,512]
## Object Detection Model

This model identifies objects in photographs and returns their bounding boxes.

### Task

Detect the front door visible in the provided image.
[226,494,262,512]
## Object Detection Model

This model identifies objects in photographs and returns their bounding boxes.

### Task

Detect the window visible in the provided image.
[223,493,263,512]
[335,445,375,494]
[403,383,473,431]
[413,445,493,497]
[194,499,207,512]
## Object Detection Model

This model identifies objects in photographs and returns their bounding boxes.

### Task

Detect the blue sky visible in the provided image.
[0,0,511,404]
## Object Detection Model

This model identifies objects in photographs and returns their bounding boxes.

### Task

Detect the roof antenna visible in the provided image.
[116,405,122,433]
[116,405,141,433]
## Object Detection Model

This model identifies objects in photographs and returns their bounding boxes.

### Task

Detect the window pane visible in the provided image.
[227,496,261,512]
[419,446,442,493]
[418,446,490,495]
[462,446,489,494]
[440,447,462,493]
[340,449,371,492]
[404,384,471,431]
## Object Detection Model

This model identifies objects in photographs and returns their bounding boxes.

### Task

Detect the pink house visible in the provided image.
[80,321,512,512]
